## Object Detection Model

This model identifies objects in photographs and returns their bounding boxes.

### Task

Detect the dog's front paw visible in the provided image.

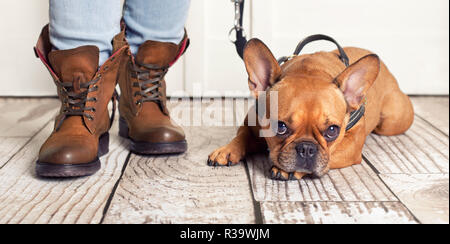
[207,144,244,167]
[270,166,306,181]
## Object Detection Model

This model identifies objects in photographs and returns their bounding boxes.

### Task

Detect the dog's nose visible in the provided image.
[297,142,317,159]
[295,142,318,172]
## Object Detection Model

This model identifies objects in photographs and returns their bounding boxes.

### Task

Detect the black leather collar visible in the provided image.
[346,103,365,131]
[278,34,350,66]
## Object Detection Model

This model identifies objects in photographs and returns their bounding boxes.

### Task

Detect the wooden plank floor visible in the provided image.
[102,126,256,224]
[0,96,448,224]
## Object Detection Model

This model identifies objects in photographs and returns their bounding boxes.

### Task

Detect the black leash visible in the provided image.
[229,0,247,59]
[229,2,365,131]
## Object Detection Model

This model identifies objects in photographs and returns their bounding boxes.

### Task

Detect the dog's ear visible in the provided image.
[334,54,380,110]
[243,38,281,98]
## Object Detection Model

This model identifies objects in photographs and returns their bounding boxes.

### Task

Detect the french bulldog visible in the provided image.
[207,38,414,180]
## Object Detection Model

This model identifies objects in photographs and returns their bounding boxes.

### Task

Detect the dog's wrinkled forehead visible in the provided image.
[269,76,348,124]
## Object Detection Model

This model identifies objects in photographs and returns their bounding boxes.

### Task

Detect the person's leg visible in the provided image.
[118,0,191,155]
[123,0,190,55]
[35,0,128,177]
[49,0,122,65]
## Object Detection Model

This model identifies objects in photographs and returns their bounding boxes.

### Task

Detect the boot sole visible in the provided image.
[35,133,109,178]
[119,117,187,155]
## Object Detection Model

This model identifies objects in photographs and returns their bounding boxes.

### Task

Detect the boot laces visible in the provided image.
[131,62,168,105]
[60,77,99,120]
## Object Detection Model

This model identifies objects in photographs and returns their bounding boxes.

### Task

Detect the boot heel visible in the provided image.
[118,117,129,138]
[98,132,110,157]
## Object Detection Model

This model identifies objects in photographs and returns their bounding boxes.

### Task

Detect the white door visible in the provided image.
[181,0,251,98]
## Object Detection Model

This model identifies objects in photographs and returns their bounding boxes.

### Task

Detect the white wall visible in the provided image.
[251,0,449,95]
[0,0,448,96]
[0,1,53,96]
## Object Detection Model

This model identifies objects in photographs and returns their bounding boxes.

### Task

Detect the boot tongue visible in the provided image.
[135,40,178,67]
[48,46,99,91]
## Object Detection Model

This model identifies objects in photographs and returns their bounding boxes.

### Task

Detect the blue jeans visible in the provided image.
[49,0,190,65]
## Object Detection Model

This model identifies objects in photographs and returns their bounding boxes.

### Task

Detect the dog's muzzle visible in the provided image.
[294,142,318,173]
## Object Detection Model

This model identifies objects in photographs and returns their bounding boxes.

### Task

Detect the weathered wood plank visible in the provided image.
[246,154,396,202]
[363,116,449,174]
[380,173,449,224]
[0,98,59,137]
[261,201,418,224]
[102,126,256,224]
[0,120,130,224]
[0,137,29,168]
[410,96,449,135]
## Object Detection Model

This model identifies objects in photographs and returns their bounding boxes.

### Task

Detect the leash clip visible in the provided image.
[228,26,247,43]
[229,0,247,43]
[232,0,244,30]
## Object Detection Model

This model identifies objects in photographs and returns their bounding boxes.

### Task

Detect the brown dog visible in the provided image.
[208,38,414,180]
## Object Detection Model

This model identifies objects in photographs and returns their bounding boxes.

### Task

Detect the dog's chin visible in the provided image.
[312,164,329,177]
[271,151,297,172]
[293,167,313,175]
[271,155,313,174]
[271,151,330,177]
[293,164,328,176]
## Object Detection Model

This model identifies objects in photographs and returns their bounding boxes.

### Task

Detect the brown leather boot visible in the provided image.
[34,25,129,177]
[118,34,189,154]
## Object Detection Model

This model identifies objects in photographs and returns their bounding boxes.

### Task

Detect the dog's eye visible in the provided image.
[277,121,288,135]
[324,125,340,141]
